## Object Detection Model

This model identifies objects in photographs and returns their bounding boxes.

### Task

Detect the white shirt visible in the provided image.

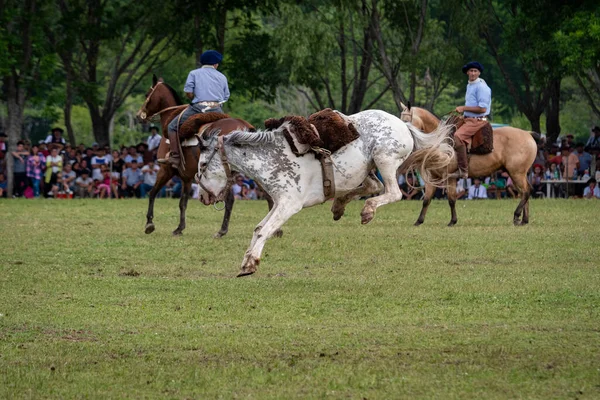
[91,156,109,181]
[583,186,600,198]
[468,184,488,199]
[47,155,62,173]
[147,134,161,151]
[141,164,160,186]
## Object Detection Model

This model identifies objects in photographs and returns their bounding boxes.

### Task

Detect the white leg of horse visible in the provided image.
[331,171,383,221]
[360,161,404,224]
[238,201,301,277]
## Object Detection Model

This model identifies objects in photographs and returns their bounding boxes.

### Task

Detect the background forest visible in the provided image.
[1,0,599,149]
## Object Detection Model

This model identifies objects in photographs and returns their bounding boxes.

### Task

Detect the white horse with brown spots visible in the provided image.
[196,110,454,276]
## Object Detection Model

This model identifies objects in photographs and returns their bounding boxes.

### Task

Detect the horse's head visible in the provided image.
[196,129,230,206]
[136,74,165,122]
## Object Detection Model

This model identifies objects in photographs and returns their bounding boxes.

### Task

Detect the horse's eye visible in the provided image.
[200,162,207,169]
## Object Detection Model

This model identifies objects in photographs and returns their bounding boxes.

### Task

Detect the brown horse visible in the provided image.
[136,75,276,237]
[400,106,538,226]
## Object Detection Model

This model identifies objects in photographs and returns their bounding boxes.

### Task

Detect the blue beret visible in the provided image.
[462,61,484,74]
[200,50,223,65]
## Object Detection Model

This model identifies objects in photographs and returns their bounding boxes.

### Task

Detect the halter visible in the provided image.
[138,82,183,121]
[194,135,235,206]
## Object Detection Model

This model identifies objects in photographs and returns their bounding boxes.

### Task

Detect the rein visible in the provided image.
[194,135,235,207]
[139,81,185,121]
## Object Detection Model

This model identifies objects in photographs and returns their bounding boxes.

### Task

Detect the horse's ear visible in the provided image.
[407,101,411,110]
[158,76,164,83]
[152,74,158,87]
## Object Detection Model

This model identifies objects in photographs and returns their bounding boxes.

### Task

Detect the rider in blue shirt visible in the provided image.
[163,50,230,169]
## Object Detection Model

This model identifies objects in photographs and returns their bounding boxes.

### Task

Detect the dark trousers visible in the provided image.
[13,172,27,197]
[122,185,141,198]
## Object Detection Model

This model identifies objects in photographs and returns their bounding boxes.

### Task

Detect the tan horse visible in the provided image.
[400,105,538,226]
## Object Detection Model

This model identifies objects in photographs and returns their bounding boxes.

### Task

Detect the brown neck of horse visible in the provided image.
[156,85,184,135]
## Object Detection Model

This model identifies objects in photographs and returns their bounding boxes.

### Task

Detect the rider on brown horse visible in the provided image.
[449,61,492,179]
[161,50,230,169]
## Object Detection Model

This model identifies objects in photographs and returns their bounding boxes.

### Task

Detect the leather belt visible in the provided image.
[465,116,488,121]
[197,101,221,108]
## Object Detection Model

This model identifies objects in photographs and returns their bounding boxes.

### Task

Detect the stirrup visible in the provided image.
[447,170,468,179]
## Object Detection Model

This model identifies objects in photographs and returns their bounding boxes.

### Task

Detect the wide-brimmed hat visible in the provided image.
[200,50,223,65]
[52,127,64,134]
[462,61,484,74]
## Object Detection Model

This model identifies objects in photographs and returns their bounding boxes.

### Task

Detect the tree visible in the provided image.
[0,0,56,197]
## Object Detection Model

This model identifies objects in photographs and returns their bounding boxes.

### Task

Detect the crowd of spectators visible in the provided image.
[2,125,600,200]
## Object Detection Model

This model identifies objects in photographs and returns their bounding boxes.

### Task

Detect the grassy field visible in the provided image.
[1,198,599,399]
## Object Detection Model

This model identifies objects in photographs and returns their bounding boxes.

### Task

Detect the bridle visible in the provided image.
[194,135,235,207]
[138,82,184,121]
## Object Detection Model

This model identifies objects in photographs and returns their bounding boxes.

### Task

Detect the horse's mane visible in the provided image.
[163,83,183,105]
[225,129,275,145]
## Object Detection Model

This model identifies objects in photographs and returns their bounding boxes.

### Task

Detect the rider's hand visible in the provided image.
[455,106,465,113]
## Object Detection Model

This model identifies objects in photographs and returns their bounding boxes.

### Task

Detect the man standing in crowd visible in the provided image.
[121,159,143,198]
[44,127,66,152]
[586,126,600,150]
[449,61,492,179]
[162,50,230,169]
[11,141,29,197]
[561,146,580,179]
[147,126,161,155]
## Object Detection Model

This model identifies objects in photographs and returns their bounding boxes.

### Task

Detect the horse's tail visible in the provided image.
[400,121,455,188]
[530,131,542,143]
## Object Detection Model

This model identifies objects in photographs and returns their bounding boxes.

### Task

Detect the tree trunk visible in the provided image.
[526,113,542,135]
[216,6,227,56]
[88,105,111,147]
[348,0,375,114]
[4,74,26,198]
[64,73,77,146]
[194,15,204,68]
[409,69,416,105]
[545,78,561,144]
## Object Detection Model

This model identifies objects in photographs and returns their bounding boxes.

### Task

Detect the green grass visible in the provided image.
[1,198,599,399]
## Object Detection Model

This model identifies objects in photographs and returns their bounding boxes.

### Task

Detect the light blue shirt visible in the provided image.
[464,79,491,118]
[184,66,230,104]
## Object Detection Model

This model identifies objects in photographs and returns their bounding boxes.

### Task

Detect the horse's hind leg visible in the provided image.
[173,179,192,236]
[264,191,283,238]
[145,166,174,234]
[446,178,458,226]
[332,171,383,221]
[361,162,404,225]
[214,188,235,238]
[415,183,436,226]
[510,172,531,225]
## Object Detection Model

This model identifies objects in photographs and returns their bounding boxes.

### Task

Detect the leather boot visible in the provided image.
[447,141,468,179]
[167,130,181,169]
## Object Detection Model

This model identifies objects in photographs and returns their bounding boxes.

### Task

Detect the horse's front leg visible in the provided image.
[238,201,301,277]
[145,167,173,234]
[173,179,192,236]
[214,188,234,238]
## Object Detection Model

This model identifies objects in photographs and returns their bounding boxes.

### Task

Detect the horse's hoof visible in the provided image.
[448,221,457,227]
[237,258,259,277]
[213,231,227,239]
[361,210,374,225]
[172,230,183,236]
[513,219,520,226]
[414,220,423,226]
[273,229,283,238]
[144,223,155,234]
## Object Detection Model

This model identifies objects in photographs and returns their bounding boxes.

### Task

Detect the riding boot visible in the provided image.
[167,130,181,169]
[448,141,469,179]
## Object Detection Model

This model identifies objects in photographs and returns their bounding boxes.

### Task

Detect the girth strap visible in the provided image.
[312,147,336,199]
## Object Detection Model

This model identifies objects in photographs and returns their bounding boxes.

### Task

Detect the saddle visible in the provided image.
[446,114,494,155]
[264,110,360,198]
[178,112,232,139]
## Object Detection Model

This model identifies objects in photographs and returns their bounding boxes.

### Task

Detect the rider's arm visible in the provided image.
[456,106,487,114]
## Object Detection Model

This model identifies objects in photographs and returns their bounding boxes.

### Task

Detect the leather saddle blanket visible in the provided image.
[264,108,359,156]
[177,112,232,139]
[446,115,494,155]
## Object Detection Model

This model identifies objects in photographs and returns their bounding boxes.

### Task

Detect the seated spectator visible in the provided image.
[399,174,422,200]
[121,159,143,198]
[232,174,248,200]
[245,182,259,200]
[583,178,600,199]
[95,167,112,199]
[167,175,183,198]
[468,177,488,200]
[75,169,94,198]
[72,161,82,177]
[0,172,7,198]
[124,146,143,167]
[140,161,163,198]
[26,144,45,198]
[62,163,77,193]
[529,164,544,198]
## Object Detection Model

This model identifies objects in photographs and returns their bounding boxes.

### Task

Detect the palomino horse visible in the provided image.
[196,110,455,276]
[136,75,274,237]
[399,109,538,226]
